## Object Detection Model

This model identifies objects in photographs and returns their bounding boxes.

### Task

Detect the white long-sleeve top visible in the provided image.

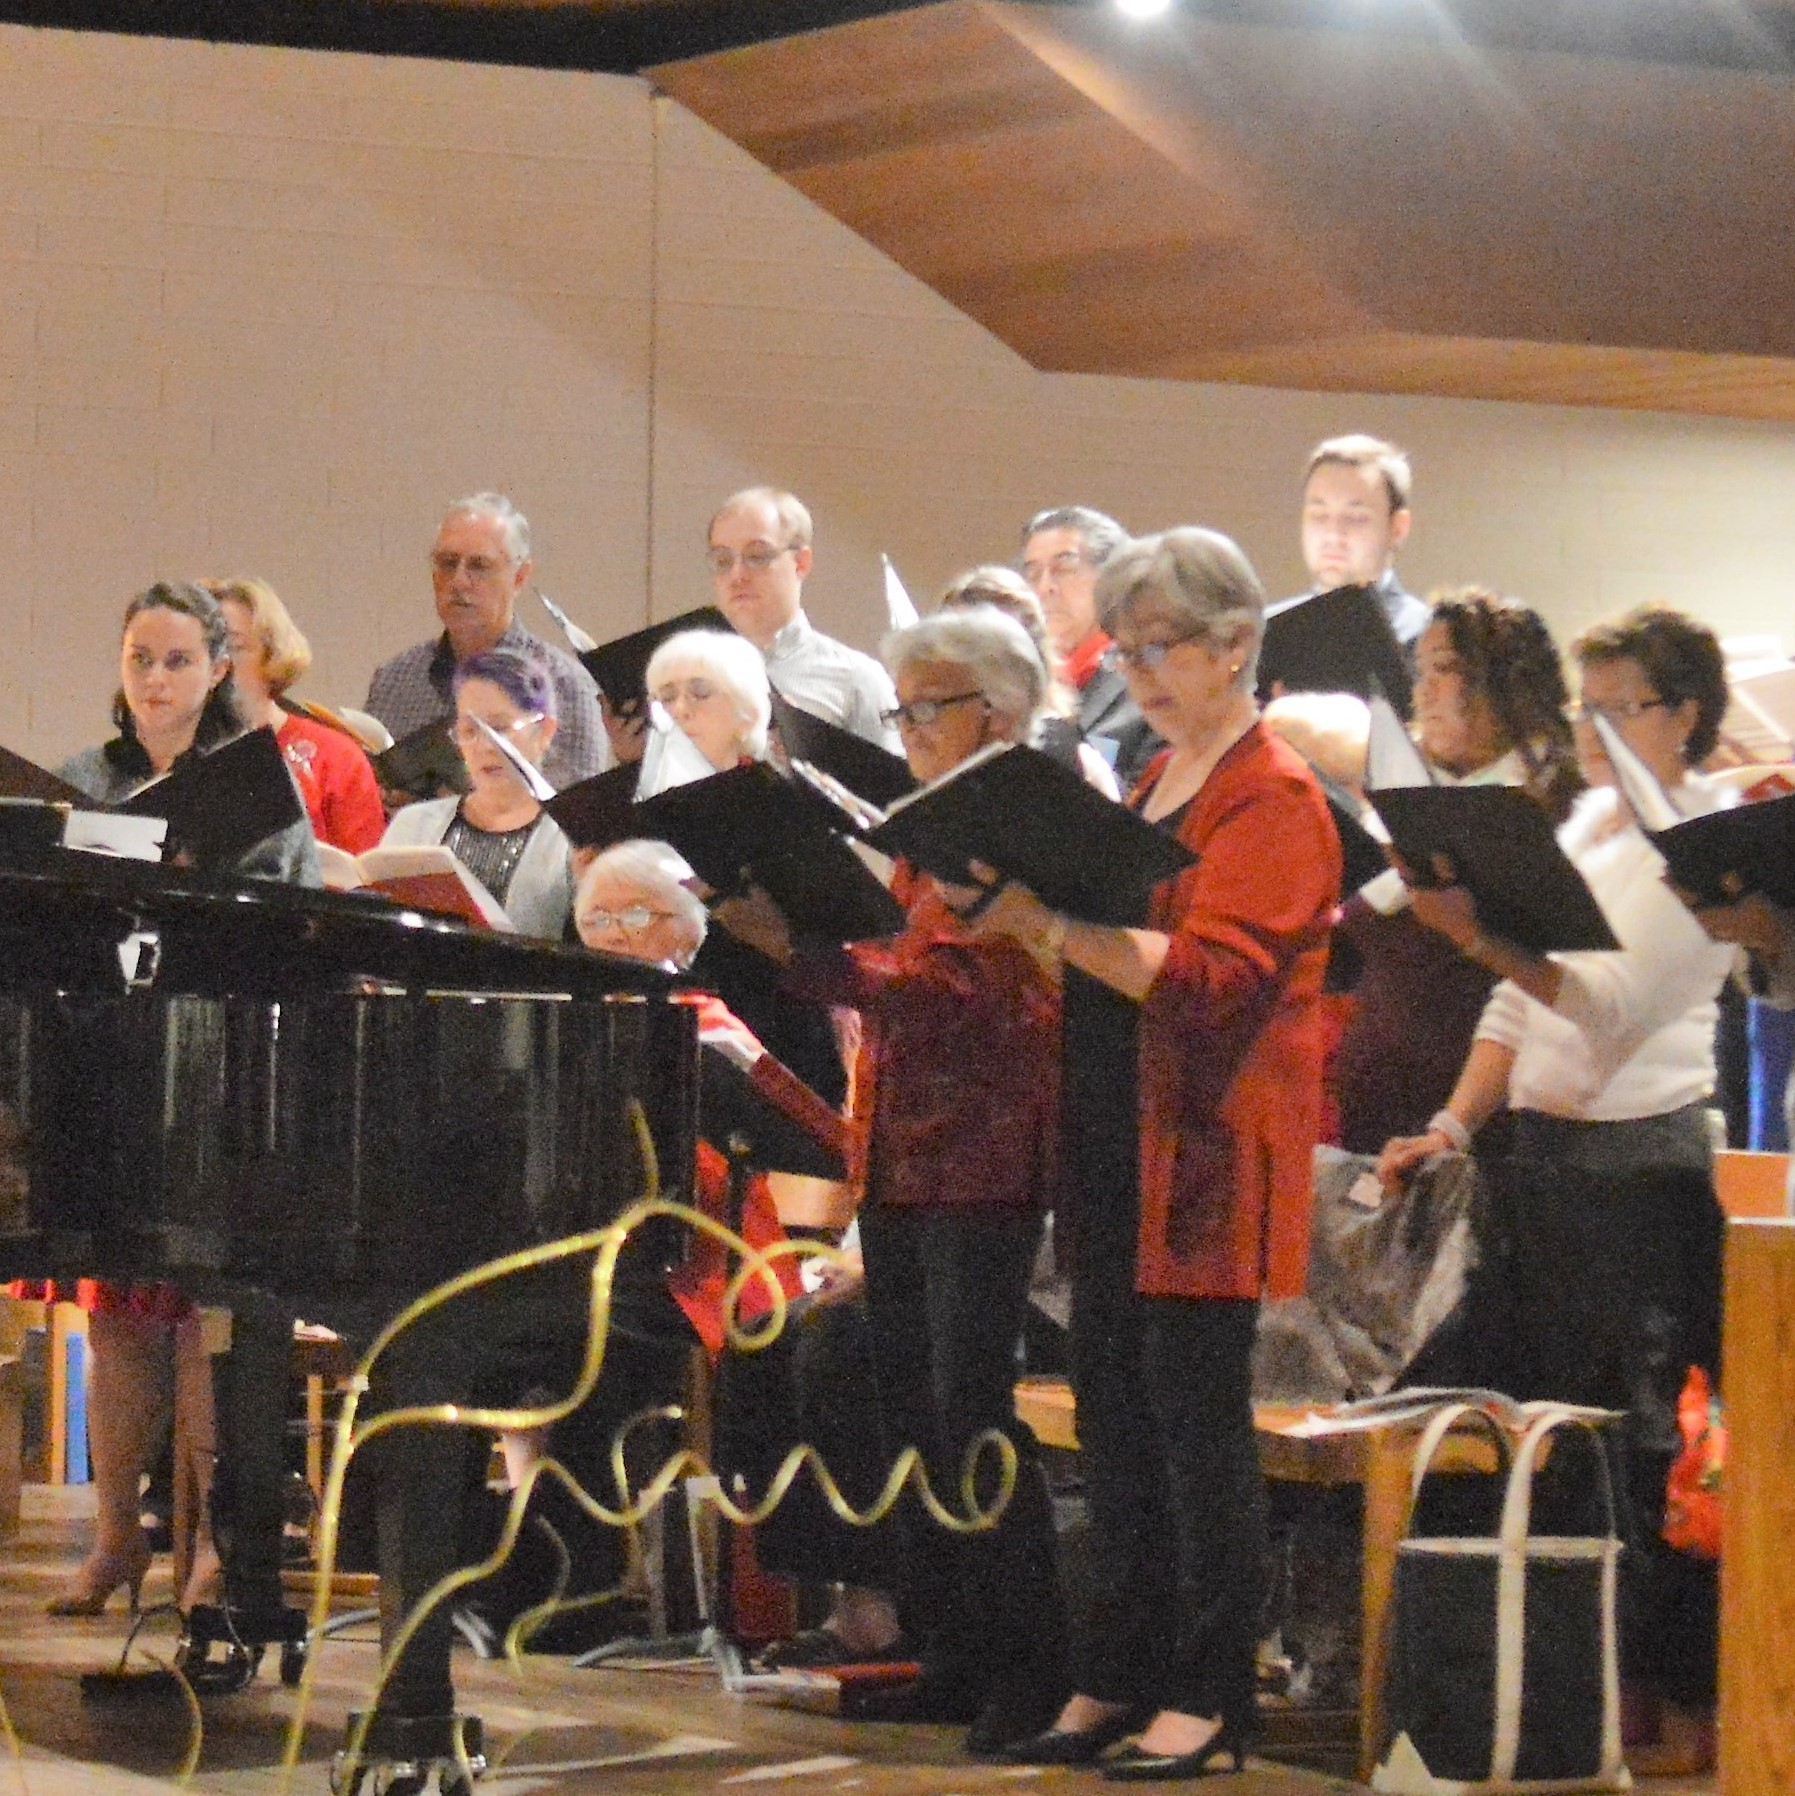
[1474,783,1735,1121]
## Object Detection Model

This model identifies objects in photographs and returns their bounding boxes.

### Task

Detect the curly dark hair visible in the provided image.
[1427,588,1583,824]
[1573,605,1727,768]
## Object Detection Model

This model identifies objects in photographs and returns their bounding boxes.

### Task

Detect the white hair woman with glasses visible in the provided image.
[972,528,1340,1780]
[738,606,1072,1754]
[381,646,574,938]
[644,629,772,772]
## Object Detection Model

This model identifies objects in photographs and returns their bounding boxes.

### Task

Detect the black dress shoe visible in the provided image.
[1101,1726,1247,1781]
[1002,1707,1145,1765]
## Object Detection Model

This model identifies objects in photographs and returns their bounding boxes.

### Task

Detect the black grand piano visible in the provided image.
[0,840,701,1794]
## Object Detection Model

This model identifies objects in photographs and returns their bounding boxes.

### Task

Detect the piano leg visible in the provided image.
[179,1287,308,1693]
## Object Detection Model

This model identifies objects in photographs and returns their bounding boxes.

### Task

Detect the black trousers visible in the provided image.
[1068,1192,1265,1729]
[858,1205,1066,1711]
[1457,1114,1723,1709]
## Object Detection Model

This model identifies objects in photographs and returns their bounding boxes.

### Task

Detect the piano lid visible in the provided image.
[0,852,678,1001]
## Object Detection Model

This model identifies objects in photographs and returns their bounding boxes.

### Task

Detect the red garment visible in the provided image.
[277,712,385,853]
[790,869,1060,1212]
[1133,725,1340,1301]
[1063,628,1112,694]
[665,993,827,1354]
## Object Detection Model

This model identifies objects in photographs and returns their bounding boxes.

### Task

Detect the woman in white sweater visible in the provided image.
[1377,605,1735,1779]
[383,646,574,939]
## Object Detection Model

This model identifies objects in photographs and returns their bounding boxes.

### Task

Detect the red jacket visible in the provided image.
[791,870,1060,1212]
[1133,725,1340,1301]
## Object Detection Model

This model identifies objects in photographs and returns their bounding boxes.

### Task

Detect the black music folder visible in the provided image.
[0,746,89,806]
[1369,785,1618,953]
[1260,584,1414,716]
[864,742,1194,928]
[545,763,641,853]
[372,716,467,800]
[580,607,734,713]
[1642,793,1795,911]
[121,726,306,872]
[635,760,905,944]
[1317,774,1390,895]
[698,1047,848,1181]
[769,690,916,808]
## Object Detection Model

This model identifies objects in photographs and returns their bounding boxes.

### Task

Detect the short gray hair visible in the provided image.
[443,491,530,565]
[1021,505,1128,569]
[881,609,1048,741]
[1097,527,1266,689]
[577,839,708,966]
[644,627,772,758]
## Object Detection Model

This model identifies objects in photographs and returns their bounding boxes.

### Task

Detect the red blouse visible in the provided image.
[277,712,385,853]
[1133,724,1340,1302]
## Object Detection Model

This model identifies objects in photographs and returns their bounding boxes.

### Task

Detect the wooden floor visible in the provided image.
[0,1487,1715,1795]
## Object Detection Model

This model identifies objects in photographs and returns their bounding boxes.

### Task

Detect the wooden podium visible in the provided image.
[1720,1218,1795,1795]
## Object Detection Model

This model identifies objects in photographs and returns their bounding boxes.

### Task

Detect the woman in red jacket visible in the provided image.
[979,528,1341,1780]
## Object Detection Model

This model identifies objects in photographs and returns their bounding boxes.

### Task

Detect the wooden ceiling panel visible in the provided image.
[651,0,1795,418]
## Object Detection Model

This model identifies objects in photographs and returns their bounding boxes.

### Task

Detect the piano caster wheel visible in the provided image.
[332,1713,486,1796]
[278,1639,307,1687]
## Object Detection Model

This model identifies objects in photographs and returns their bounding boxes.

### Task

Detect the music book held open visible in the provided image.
[634,760,906,945]
[575,606,734,713]
[316,842,512,930]
[1369,785,1618,953]
[120,725,306,871]
[769,690,915,808]
[863,741,1194,927]
[1260,583,1414,717]
[371,718,468,802]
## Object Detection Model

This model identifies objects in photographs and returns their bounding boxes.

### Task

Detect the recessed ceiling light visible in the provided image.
[1116,0,1174,17]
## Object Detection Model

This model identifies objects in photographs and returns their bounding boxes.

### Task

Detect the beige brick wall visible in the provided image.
[4,21,1794,764]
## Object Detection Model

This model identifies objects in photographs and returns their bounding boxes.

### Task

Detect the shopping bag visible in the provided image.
[1373,1400,1630,1795]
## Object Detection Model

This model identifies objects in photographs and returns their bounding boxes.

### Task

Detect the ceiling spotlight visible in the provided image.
[1115,0,1174,16]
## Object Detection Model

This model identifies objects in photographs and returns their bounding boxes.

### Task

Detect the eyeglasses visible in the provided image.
[431,552,511,580]
[581,905,673,934]
[452,713,544,744]
[1565,698,1671,725]
[1112,635,1200,673]
[1020,549,1089,587]
[881,691,988,730]
[706,543,797,576]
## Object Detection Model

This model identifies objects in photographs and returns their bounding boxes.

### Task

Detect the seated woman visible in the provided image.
[644,628,772,773]
[383,646,574,938]
[205,576,386,853]
[746,607,1070,1752]
[1334,590,1580,1153]
[1377,605,1736,1778]
[44,580,319,1617]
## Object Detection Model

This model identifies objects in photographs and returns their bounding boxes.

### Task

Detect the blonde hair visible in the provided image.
[202,577,312,697]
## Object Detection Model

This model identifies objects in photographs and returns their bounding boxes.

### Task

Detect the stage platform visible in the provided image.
[0,1486,1712,1794]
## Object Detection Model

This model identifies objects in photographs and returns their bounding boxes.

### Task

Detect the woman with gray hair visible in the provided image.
[574,838,709,969]
[976,528,1341,1778]
[644,628,772,771]
[753,601,1069,1755]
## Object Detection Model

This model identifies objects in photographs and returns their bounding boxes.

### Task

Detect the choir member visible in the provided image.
[1020,506,1162,786]
[979,528,1339,1779]
[1376,605,1735,1779]
[1333,591,1581,1152]
[644,628,772,771]
[706,487,899,748]
[364,492,607,790]
[206,576,385,853]
[382,646,575,939]
[742,607,1070,1753]
[45,580,319,1619]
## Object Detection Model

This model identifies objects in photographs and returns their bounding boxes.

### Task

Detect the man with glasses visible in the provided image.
[707,486,898,749]
[1020,505,1161,789]
[365,491,608,789]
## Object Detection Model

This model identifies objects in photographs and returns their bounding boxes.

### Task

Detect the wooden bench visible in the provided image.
[1014,1377,1501,1781]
